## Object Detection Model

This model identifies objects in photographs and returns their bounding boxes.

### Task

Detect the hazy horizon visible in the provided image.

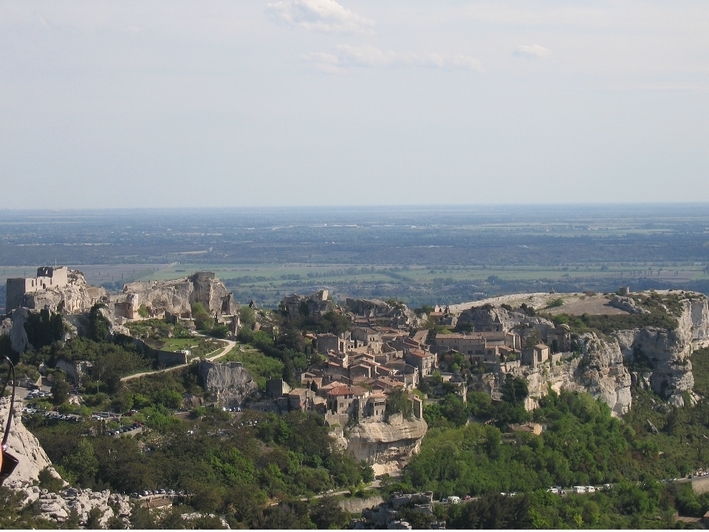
[2,1,707,210]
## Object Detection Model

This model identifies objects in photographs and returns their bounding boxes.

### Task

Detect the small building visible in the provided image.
[286,388,316,411]
[522,344,550,368]
[326,385,368,417]
[404,349,436,378]
[266,378,292,399]
[366,393,387,420]
[316,332,352,354]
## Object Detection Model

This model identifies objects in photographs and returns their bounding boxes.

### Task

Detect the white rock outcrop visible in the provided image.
[346,414,428,476]
[115,271,237,320]
[199,360,258,406]
[0,397,55,487]
[521,292,709,412]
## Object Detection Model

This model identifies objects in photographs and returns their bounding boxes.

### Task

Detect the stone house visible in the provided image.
[365,393,387,420]
[285,388,317,411]
[522,344,550,368]
[352,327,383,351]
[326,385,368,417]
[315,331,353,354]
[404,349,436,378]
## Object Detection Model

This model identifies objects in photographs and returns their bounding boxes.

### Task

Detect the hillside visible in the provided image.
[5,287,709,528]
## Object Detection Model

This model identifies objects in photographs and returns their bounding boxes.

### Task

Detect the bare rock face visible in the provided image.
[24,270,106,314]
[576,334,634,416]
[456,305,519,332]
[616,327,694,407]
[346,414,428,476]
[116,271,236,319]
[680,295,709,345]
[517,334,633,417]
[17,487,132,527]
[610,295,650,314]
[199,360,258,406]
[525,292,709,411]
[0,397,56,488]
[611,294,709,406]
[344,298,421,328]
[457,304,557,341]
[9,308,33,353]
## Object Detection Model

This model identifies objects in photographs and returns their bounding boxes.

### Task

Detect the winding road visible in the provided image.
[120,337,238,382]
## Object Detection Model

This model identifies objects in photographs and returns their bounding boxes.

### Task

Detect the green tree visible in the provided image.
[62,438,99,487]
[238,306,256,330]
[385,388,413,420]
[88,304,110,342]
[191,302,213,331]
[501,375,528,406]
[51,372,70,405]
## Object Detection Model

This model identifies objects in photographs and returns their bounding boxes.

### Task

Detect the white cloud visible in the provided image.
[267,0,374,34]
[513,44,552,59]
[305,44,482,72]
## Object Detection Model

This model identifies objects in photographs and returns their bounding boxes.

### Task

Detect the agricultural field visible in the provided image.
[137,261,709,309]
[2,205,709,308]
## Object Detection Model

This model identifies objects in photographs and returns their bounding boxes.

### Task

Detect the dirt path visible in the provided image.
[121,337,237,382]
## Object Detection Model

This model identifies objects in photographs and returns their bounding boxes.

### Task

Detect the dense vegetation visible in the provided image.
[25,408,370,528]
[382,355,709,528]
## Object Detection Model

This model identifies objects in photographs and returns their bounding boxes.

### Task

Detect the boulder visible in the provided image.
[346,414,428,475]
[199,360,258,406]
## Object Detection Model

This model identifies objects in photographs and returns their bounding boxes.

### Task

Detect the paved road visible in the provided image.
[121,337,237,382]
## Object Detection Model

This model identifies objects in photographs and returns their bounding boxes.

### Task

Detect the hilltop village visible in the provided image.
[1,266,587,434]
[3,266,623,426]
[6,266,709,528]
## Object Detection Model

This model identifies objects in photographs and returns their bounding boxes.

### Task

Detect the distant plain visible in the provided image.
[2,204,709,309]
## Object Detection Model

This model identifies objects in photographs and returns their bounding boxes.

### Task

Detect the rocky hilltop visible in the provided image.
[31,271,106,314]
[114,271,237,320]
[463,290,709,414]
[2,269,239,354]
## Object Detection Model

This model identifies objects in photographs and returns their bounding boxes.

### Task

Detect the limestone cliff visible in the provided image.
[0,397,57,488]
[482,291,709,414]
[613,294,709,406]
[115,271,237,319]
[346,414,428,476]
[7,308,33,353]
[199,360,258,406]
[520,333,633,416]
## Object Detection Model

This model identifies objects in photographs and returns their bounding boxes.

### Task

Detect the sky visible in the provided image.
[1,0,708,209]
